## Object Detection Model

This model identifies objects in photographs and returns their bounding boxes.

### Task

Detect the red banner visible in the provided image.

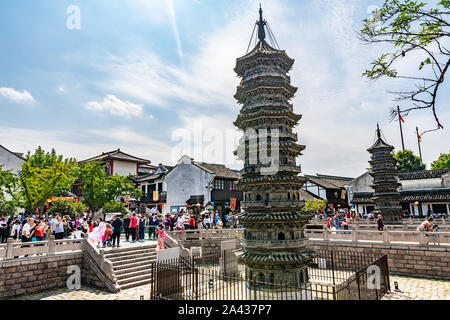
[230,198,236,212]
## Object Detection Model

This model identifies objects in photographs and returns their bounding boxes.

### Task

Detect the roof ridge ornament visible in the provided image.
[257,3,267,41]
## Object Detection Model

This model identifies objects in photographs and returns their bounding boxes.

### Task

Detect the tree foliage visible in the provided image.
[360,0,450,132]
[76,161,142,213]
[302,199,328,214]
[393,149,427,172]
[102,201,128,215]
[18,147,77,214]
[431,151,450,169]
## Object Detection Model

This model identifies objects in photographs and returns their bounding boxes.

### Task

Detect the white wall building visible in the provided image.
[346,170,450,217]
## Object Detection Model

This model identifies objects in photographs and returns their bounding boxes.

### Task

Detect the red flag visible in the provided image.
[399,114,405,123]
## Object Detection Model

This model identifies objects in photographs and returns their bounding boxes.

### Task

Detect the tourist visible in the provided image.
[88,218,107,248]
[342,218,349,232]
[111,215,123,247]
[377,215,385,231]
[103,224,113,247]
[155,224,166,251]
[189,215,196,230]
[54,216,65,240]
[216,218,223,229]
[164,215,171,232]
[0,217,7,243]
[214,212,219,226]
[71,227,83,240]
[129,213,138,243]
[148,215,158,240]
[10,220,21,242]
[183,212,190,231]
[204,214,210,230]
[123,214,131,242]
[418,217,434,232]
[34,220,45,241]
[21,218,34,243]
[138,214,146,242]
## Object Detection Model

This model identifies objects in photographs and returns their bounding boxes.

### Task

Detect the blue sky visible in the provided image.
[0,0,449,177]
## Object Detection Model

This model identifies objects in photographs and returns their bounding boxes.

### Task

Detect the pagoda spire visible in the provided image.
[377,123,381,139]
[257,4,267,41]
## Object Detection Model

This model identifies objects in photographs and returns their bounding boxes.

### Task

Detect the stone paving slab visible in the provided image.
[11,275,449,300]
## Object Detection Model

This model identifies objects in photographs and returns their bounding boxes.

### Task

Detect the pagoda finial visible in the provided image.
[257,3,267,41]
[376,123,381,139]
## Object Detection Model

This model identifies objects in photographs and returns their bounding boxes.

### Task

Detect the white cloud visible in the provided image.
[0,87,35,104]
[84,95,144,118]
[0,126,173,166]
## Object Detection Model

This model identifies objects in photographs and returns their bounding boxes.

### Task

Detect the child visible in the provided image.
[103,224,113,247]
[71,227,83,239]
[155,224,166,251]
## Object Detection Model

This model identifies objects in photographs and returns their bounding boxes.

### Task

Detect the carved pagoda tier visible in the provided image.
[234,6,316,288]
[367,125,403,223]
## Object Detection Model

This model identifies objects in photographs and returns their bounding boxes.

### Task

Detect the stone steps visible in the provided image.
[106,245,157,291]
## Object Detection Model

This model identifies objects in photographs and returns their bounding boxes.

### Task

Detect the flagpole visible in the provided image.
[416,127,423,161]
[398,106,405,151]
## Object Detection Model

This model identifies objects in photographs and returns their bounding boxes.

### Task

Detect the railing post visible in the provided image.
[6,238,14,259]
[48,235,56,255]
[383,230,390,244]
[352,230,358,242]
[418,231,427,245]
[402,221,408,231]
[323,227,329,241]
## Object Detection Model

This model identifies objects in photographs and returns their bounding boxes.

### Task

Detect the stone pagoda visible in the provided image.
[367,124,403,223]
[234,6,316,288]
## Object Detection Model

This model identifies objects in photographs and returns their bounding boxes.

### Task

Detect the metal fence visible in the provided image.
[149,249,390,301]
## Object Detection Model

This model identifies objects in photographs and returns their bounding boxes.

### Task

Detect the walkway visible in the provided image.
[12,276,449,300]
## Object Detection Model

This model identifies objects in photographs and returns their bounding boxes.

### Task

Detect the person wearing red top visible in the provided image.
[103,224,113,247]
[129,213,138,242]
[189,216,195,230]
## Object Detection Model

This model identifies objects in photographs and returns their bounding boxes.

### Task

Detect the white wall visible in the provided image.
[0,147,24,174]
[165,157,214,213]
[113,160,137,176]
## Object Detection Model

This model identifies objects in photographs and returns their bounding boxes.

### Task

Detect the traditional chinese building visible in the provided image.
[234,7,316,287]
[367,125,403,223]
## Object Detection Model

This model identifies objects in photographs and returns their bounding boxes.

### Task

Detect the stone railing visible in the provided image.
[164,232,191,260]
[308,217,450,226]
[0,236,84,260]
[83,239,119,292]
[167,229,244,242]
[305,228,450,246]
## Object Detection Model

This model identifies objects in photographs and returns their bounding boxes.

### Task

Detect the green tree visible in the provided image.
[302,199,328,214]
[102,201,128,215]
[47,200,75,216]
[76,161,142,214]
[0,165,22,208]
[18,147,77,214]
[431,151,450,169]
[360,0,450,132]
[72,201,87,215]
[0,200,18,216]
[393,150,427,172]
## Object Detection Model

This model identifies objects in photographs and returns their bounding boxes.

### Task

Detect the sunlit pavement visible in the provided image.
[11,275,449,300]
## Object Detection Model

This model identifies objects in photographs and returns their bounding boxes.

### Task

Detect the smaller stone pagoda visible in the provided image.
[367,124,403,223]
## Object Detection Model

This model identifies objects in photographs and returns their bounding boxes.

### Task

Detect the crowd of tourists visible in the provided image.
[313,208,441,233]
[0,208,240,252]
[0,213,91,245]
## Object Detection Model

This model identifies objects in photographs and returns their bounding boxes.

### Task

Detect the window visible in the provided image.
[213,179,225,190]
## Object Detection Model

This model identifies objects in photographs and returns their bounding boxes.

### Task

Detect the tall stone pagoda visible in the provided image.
[234,6,316,287]
[367,124,403,223]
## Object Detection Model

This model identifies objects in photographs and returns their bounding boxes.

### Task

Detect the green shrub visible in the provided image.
[48,200,74,216]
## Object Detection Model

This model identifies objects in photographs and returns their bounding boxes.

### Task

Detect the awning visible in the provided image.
[186,195,205,205]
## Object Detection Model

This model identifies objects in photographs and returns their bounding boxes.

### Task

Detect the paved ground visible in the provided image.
[12,275,449,300]
[382,276,449,300]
